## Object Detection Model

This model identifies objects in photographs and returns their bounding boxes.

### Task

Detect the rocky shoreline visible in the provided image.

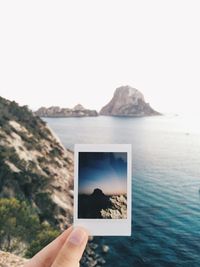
[81,238,109,267]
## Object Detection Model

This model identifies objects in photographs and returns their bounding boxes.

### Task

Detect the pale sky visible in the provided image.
[0,1,200,114]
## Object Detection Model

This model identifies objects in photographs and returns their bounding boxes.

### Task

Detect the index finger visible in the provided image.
[52,226,88,267]
[24,226,73,267]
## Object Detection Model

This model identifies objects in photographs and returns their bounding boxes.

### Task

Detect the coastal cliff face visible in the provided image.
[0,96,74,230]
[100,85,161,116]
[35,104,98,117]
[0,97,105,266]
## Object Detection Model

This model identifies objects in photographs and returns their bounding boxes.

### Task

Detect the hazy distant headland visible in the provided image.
[35,104,98,118]
[35,86,161,117]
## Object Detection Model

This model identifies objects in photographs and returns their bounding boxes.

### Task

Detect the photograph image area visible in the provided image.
[78,152,127,219]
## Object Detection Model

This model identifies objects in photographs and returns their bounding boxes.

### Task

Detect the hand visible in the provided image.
[24,226,88,267]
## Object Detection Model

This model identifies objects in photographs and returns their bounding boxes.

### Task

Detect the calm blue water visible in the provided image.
[44,115,200,267]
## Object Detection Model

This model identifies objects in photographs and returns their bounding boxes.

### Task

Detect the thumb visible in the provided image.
[51,227,88,267]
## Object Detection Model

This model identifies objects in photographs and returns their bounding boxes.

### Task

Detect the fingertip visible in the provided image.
[52,226,89,267]
[68,227,88,246]
[72,225,89,237]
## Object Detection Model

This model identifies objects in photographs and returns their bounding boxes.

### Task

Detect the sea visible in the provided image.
[44,115,200,267]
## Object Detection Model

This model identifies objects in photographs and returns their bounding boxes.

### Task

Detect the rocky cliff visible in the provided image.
[0,96,105,266]
[0,96,74,230]
[100,85,161,116]
[35,104,98,117]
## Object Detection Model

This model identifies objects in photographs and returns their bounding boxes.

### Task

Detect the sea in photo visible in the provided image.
[44,115,200,267]
[78,152,127,219]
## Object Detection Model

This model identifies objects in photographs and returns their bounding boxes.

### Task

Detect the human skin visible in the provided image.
[24,226,88,267]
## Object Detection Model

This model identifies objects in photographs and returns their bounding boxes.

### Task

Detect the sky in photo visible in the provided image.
[0,1,200,115]
[78,152,127,195]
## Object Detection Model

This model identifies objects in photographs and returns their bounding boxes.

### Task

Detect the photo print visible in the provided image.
[78,152,127,219]
[74,144,132,236]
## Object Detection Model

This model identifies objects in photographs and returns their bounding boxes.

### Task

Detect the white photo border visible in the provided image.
[73,144,132,236]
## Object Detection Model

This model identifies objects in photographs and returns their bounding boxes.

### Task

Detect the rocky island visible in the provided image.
[35,86,160,118]
[100,85,161,117]
[0,96,105,267]
[35,104,98,117]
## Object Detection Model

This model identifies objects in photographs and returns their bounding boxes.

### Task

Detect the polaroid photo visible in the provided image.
[73,144,132,236]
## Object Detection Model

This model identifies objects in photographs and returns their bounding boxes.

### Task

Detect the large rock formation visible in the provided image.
[0,96,105,266]
[100,85,161,116]
[35,104,98,117]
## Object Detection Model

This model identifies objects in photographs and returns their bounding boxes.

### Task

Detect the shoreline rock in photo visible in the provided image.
[101,194,127,219]
[78,188,127,219]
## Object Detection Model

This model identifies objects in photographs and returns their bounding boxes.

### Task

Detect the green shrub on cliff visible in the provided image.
[0,147,50,201]
[0,198,40,252]
[0,198,60,257]
[25,222,60,258]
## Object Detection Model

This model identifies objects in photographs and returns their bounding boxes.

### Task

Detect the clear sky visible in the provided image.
[78,152,127,195]
[0,1,200,114]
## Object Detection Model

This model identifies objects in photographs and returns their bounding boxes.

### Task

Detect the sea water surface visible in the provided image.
[44,115,200,267]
